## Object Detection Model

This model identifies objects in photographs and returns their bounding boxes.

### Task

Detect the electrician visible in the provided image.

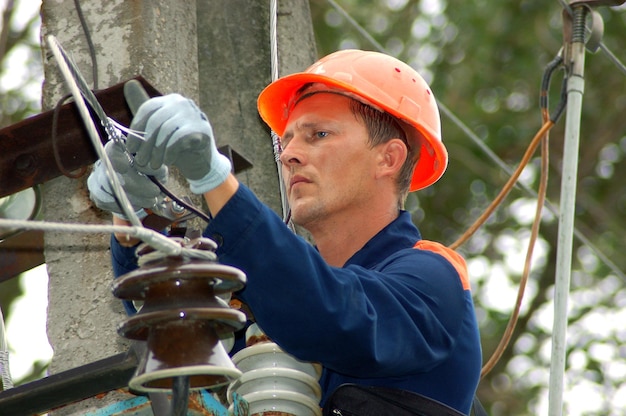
[88,49,482,415]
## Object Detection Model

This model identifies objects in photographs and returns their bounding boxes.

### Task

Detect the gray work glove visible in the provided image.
[127,94,231,194]
[87,141,168,220]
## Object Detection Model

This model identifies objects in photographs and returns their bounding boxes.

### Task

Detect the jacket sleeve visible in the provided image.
[110,234,139,278]
[205,185,467,377]
[110,235,141,315]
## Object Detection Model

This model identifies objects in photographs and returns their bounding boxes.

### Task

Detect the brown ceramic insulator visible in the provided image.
[112,237,247,393]
[113,259,246,306]
[131,318,241,392]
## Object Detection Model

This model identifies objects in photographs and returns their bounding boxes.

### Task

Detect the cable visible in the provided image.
[460,50,567,375]
[597,40,626,77]
[147,175,212,224]
[450,49,564,249]
[47,35,142,226]
[105,118,213,225]
[73,0,98,89]
[541,52,567,123]
[51,0,105,179]
[71,0,212,228]
[268,0,295,230]
[481,67,556,377]
[0,217,224,263]
[326,0,386,52]
[449,121,553,249]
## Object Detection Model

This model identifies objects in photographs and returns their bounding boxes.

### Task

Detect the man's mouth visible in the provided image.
[290,174,310,191]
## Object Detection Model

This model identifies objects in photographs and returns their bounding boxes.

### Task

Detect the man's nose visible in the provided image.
[279,137,305,166]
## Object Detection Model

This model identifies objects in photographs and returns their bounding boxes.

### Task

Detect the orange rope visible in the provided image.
[449,120,554,251]
[480,110,551,377]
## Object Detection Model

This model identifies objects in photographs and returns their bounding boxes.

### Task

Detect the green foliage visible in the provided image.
[3,0,626,413]
[0,6,42,127]
[311,1,626,415]
[0,0,45,387]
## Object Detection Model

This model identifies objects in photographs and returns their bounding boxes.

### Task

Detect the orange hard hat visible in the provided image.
[257,49,448,191]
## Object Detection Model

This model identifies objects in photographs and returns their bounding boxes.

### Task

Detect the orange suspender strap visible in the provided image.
[413,240,471,291]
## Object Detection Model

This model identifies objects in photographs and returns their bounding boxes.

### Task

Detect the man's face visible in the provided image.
[279,92,380,230]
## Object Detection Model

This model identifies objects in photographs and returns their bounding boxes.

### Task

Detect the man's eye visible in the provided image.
[314,131,329,139]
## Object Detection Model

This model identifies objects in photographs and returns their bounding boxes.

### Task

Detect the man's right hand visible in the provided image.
[126,94,232,195]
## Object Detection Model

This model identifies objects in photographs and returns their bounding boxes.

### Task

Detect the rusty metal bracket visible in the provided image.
[0,76,161,199]
[0,76,253,281]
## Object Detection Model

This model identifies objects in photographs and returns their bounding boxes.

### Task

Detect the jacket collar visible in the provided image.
[344,210,421,269]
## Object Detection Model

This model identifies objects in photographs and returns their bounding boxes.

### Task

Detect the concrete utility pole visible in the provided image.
[40,0,315,413]
[196,0,317,213]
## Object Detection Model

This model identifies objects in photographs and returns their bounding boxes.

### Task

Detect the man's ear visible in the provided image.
[376,138,408,180]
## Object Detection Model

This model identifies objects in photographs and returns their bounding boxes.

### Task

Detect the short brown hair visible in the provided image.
[349,99,420,207]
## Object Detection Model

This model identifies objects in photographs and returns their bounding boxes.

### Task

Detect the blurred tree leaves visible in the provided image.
[311,1,626,415]
[2,0,626,413]
[0,0,45,386]
[0,0,42,126]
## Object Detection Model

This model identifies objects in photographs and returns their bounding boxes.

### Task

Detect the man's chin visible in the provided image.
[288,201,315,226]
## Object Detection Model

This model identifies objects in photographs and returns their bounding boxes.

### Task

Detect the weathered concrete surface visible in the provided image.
[41,0,199,414]
[40,0,315,413]
[196,0,317,215]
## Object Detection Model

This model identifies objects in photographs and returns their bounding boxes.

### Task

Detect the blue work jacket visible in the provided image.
[111,184,481,414]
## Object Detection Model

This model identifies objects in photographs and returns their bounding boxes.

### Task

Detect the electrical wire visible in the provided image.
[73,0,97,89]
[438,85,626,282]
[47,35,190,258]
[480,56,560,377]
[0,217,223,262]
[448,120,554,250]
[269,0,295,230]
[70,0,211,226]
[48,35,142,226]
[106,119,214,225]
[481,116,551,378]
[597,40,626,76]
[147,175,212,224]
[326,0,386,52]
[449,52,564,250]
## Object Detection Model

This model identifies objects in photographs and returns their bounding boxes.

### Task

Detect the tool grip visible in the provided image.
[124,79,151,116]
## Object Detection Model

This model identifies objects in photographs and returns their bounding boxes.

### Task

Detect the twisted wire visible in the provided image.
[0,218,220,262]
[268,0,293,228]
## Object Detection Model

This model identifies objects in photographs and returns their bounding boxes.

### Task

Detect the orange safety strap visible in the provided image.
[414,240,471,291]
